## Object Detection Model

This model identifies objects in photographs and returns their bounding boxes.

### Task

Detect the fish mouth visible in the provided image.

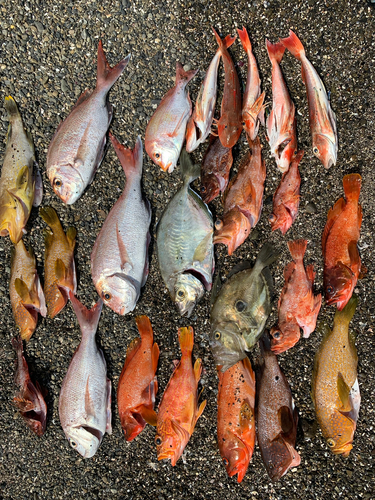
[332,442,353,457]
[157,449,178,465]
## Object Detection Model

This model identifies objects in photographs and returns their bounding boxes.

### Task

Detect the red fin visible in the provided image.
[96,40,130,92]
[135,315,154,343]
[321,197,345,253]
[178,326,194,357]
[280,30,306,60]
[72,89,93,110]
[212,27,236,52]
[237,27,252,52]
[109,133,142,180]
[193,358,202,383]
[137,405,157,426]
[69,292,103,337]
[152,343,160,374]
[123,337,141,373]
[305,264,316,284]
[343,174,361,203]
[283,261,295,282]
[287,239,307,262]
[348,241,360,273]
[175,61,198,87]
[266,39,285,65]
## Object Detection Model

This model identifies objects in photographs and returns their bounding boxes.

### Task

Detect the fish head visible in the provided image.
[173,274,205,317]
[155,420,189,466]
[15,304,38,342]
[217,116,242,149]
[146,138,179,173]
[269,207,293,235]
[270,323,301,354]
[220,432,251,483]
[48,165,84,204]
[324,419,355,457]
[324,263,354,310]
[210,322,248,371]
[64,425,102,458]
[214,211,251,256]
[96,273,138,315]
[312,134,336,169]
[200,174,220,204]
[0,191,29,243]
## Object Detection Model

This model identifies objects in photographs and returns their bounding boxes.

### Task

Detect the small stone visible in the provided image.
[305,202,317,214]
[81,29,87,40]
[61,80,69,93]
[34,21,44,33]
[250,229,259,241]
[183,64,191,72]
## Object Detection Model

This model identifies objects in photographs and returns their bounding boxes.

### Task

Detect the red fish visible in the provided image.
[214,136,266,255]
[281,30,337,169]
[266,39,297,173]
[237,27,265,141]
[117,316,159,441]
[269,150,304,234]
[322,174,362,310]
[217,358,256,482]
[12,336,47,436]
[200,136,233,204]
[155,326,206,466]
[270,240,322,354]
[212,28,242,148]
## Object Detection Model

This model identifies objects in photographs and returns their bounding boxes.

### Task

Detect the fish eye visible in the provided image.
[224,125,228,129]
[154,152,160,159]
[103,292,112,301]
[242,121,245,126]
[70,440,78,448]
[54,178,62,187]
[272,330,282,339]
[313,146,319,155]
[223,457,229,466]
[327,438,335,447]
[215,219,223,230]
[155,436,162,446]
[235,300,247,312]
[177,289,185,299]
[326,285,334,294]
[214,331,221,340]
[201,186,206,193]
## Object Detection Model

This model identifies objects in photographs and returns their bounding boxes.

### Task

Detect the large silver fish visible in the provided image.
[210,243,278,371]
[156,149,214,317]
[0,96,42,243]
[59,293,111,458]
[91,134,151,315]
[46,41,130,204]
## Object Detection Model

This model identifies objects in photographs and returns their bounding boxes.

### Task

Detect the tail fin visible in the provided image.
[280,30,305,60]
[4,96,21,120]
[175,62,198,88]
[178,326,194,357]
[135,315,154,343]
[109,133,143,181]
[39,207,63,233]
[69,292,103,338]
[343,174,361,203]
[180,149,200,186]
[334,295,358,326]
[287,239,307,263]
[12,336,23,356]
[266,39,285,65]
[237,27,252,54]
[259,331,273,358]
[212,27,236,53]
[96,40,130,92]
[254,242,280,273]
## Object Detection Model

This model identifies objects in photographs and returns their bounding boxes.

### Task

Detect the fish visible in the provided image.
[270,239,322,354]
[322,174,362,310]
[155,326,206,466]
[217,357,256,482]
[145,62,198,173]
[0,96,43,243]
[281,30,338,169]
[40,206,77,318]
[12,336,47,436]
[10,239,47,341]
[210,243,278,371]
[91,134,151,315]
[312,296,360,456]
[185,36,233,153]
[59,293,112,458]
[156,149,214,317]
[269,150,304,234]
[200,136,233,204]
[256,332,300,482]
[213,136,266,255]
[46,41,130,204]
[212,28,242,148]
[117,315,159,441]
[266,40,297,173]
[237,27,265,141]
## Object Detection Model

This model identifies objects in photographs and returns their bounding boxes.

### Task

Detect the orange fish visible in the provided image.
[212,28,242,148]
[117,316,159,441]
[10,239,47,341]
[270,240,322,354]
[12,336,47,436]
[40,207,77,318]
[270,151,303,235]
[322,174,362,310]
[200,136,233,204]
[217,358,256,483]
[214,136,266,255]
[155,326,206,466]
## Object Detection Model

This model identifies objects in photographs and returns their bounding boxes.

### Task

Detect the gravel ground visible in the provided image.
[1,0,374,499]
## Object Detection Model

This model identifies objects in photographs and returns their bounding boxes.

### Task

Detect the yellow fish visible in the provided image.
[0,96,43,243]
[312,296,360,456]
[10,239,47,341]
[40,207,77,318]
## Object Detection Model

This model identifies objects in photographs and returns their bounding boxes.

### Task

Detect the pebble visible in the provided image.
[305,201,317,214]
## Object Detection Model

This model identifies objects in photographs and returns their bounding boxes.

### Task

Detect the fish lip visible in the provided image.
[157,450,176,463]
[332,441,353,457]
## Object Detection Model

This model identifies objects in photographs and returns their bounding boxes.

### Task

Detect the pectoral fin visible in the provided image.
[14,278,32,304]
[337,372,352,414]
[239,400,254,437]
[196,400,206,422]
[84,377,96,418]
[32,163,43,207]
[348,241,360,275]
[278,406,294,438]
[193,233,213,262]
[137,405,157,426]
[55,259,67,282]
[116,223,132,273]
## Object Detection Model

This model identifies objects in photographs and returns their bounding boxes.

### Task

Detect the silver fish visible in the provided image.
[59,293,111,458]
[46,41,130,204]
[210,243,278,371]
[156,149,214,317]
[91,134,151,315]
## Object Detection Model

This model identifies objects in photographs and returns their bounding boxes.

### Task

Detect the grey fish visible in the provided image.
[210,243,278,371]
[91,134,151,315]
[46,41,130,204]
[59,293,111,458]
[156,149,214,317]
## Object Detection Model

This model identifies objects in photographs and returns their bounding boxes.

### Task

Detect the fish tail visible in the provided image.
[175,61,198,88]
[109,133,143,181]
[280,30,305,60]
[69,292,103,338]
[39,206,63,233]
[11,336,23,356]
[266,39,285,65]
[180,149,200,185]
[212,27,236,52]
[254,242,280,272]
[135,315,154,343]
[237,27,252,53]
[287,239,307,263]
[4,96,21,120]
[96,40,130,93]
[343,174,361,203]
[178,326,194,357]
[259,331,272,357]
[335,295,358,326]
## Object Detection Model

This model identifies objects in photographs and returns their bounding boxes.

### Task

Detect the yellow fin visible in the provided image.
[337,372,352,413]
[193,233,212,262]
[55,259,66,282]
[40,207,62,232]
[193,358,202,383]
[137,405,157,426]
[14,278,32,304]
[66,226,77,249]
[196,399,206,421]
